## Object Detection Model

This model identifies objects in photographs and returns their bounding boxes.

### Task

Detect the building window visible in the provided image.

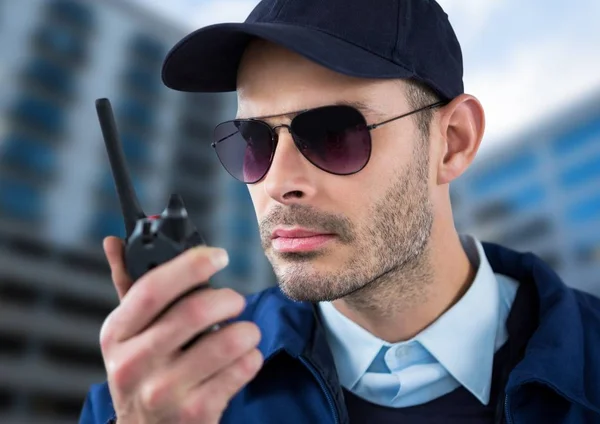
[46,0,95,34]
[566,194,600,224]
[22,58,74,100]
[551,117,600,156]
[33,24,87,65]
[559,154,600,188]
[90,210,126,240]
[473,185,545,225]
[1,133,57,176]
[117,98,154,133]
[0,178,43,221]
[469,151,539,195]
[130,34,166,66]
[497,217,553,246]
[98,171,146,205]
[122,67,161,100]
[10,95,65,136]
[120,132,150,168]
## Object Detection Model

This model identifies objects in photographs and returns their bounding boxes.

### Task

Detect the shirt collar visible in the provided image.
[416,235,501,404]
[318,235,510,405]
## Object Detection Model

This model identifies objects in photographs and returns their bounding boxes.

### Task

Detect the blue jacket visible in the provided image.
[80,243,600,423]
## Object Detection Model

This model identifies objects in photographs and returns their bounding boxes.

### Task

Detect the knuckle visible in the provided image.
[186,294,210,326]
[220,288,246,313]
[221,326,251,356]
[190,249,213,277]
[237,322,262,347]
[136,286,157,312]
[110,348,147,389]
[140,378,169,412]
[219,323,261,358]
[99,316,114,351]
[180,398,220,423]
[238,350,263,378]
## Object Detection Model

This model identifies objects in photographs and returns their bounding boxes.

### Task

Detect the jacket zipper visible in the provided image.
[504,393,513,424]
[298,356,340,424]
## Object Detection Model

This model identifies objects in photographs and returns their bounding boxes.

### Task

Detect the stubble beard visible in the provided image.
[260,141,434,310]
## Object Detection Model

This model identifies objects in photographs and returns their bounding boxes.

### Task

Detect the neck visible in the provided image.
[333,227,475,343]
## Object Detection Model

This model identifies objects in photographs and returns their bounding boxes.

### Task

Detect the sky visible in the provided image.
[130,0,600,157]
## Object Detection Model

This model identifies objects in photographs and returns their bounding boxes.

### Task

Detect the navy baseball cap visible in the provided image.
[161,0,464,101]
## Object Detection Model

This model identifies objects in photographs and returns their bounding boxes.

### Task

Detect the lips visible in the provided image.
[271,227,336,253]
[271,228,330,239]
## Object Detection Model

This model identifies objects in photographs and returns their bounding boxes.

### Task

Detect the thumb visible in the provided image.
[103,236,133,301]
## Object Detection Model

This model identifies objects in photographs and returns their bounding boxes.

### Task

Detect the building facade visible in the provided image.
[0,1,274,423]
[452,91,600,297]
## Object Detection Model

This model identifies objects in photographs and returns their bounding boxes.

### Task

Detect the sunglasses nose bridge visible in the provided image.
[271,123,292,135]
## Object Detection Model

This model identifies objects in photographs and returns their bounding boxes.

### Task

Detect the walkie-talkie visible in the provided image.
[94,97,207,282]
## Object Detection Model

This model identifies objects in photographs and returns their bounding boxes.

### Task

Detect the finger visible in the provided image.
[179,348,263,423]
[109,246,229,342]
[169,321,260,389]
[142,288,246,355]
[103,236,133,301]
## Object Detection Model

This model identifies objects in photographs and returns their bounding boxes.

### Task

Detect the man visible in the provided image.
[79,0,600,423]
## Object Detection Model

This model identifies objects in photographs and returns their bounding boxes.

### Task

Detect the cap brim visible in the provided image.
[161,22,415,92]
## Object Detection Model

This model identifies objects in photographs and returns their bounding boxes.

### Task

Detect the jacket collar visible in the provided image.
[482,242,600,415]
[250,242,600,415]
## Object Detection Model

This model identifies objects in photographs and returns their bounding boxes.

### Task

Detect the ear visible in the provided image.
[435,94,485,185]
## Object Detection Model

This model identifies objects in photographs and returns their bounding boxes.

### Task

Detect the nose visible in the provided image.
[262,126,318,205]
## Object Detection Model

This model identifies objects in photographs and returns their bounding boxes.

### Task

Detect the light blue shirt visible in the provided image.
[318,235,519,407]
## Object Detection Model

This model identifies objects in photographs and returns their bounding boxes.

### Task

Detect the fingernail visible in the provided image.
[210,249,229,270]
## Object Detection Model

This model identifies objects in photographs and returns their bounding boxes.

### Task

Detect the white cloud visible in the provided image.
[468,35,600,156]
[130,0,256,29]
[185,0,257,28]
[436,0,508,46]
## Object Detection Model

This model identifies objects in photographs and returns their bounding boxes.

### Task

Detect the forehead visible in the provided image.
[235,40,406,121]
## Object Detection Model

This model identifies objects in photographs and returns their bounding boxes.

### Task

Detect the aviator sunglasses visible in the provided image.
[211,100,447,184]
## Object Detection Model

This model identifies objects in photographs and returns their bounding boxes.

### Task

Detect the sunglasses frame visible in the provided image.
[212,100,448,184]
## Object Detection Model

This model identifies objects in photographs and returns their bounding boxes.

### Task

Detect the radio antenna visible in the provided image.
[95,98,146,238]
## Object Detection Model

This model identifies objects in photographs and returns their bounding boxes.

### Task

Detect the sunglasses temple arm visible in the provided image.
[367,101,447,130]
[213,130,239,146]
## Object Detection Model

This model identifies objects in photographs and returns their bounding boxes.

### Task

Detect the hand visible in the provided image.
[99,237,263,424]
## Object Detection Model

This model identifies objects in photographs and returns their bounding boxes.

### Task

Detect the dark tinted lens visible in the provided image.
[291,106,371,175]
[213,120,274,183]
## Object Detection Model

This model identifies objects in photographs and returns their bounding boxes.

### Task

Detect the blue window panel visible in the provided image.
[470,152,538,195]
[131,35,166,63]
[24,58,74,97]
[1,134,57,174]
[92,212,126,239]
[118,99,154,129]
[12,96,65,134]
[566,194,600,224]
[0,179,43,220]
[510,185,546,211]
[48,0,95,29]
[100,171,146,204]
[551,117,600,156]
[122,133,150,165]
[124,69,161,96]
[559,155,600,188]
[37,25,85,62]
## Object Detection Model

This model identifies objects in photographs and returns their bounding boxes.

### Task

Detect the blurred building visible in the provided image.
[0,1,274,423]
[452,90,600,298]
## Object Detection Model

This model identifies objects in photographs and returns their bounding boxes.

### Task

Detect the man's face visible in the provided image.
[236,40,435,302]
